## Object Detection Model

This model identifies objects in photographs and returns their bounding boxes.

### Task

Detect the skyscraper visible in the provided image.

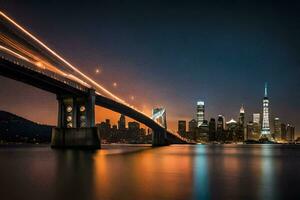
[246,121,254,140]
[216,115,225,142]
[253,113,260,124]
[188,119,197,140]
[128,121,140,130]
[178,120,187,136]
[252,113,261,140]
[286,124,295,143]
[227,118,241,142]
[188,119,197,133]
[281,123,287,141]
[217,115,224,131]
[274,117,281,140]
[261,83,271,137]
[105,119,111,129]
[196,101,205,127]
[118,114,126,130]
[208,118,216,141]
[239,105,245,127]
[227,118,238,127]
[238,105,246,140]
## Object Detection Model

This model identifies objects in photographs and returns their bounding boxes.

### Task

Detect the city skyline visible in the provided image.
[0,1,299,137]
[177,83,296,141]
[96,83,297,143]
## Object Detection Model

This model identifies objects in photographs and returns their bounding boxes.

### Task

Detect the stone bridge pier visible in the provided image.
[152,129,168,146]
[51,89,101,149]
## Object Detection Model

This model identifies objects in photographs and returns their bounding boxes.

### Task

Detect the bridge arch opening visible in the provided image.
[0,75,57,126]
[95,106,153,144]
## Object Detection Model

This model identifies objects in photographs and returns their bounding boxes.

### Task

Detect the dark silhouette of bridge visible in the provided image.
[0,11,189,148]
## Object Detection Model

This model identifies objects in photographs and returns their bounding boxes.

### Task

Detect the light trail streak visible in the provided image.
[0,11,126,104]
[0,32,92,87]
[0,45,30,61]
[0,45,91,88]
[0,34,65,74]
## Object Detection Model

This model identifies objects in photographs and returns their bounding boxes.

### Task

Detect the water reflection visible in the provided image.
[192,145,210,199]
[0,144,300,200]
[260,145,277,200]
[53,149,96,200]
[93,145,194,200]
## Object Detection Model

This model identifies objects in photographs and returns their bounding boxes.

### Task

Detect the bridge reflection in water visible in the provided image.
[0,11,188,147]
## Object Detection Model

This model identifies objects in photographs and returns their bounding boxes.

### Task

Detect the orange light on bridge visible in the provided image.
[113,82,117,87]
[35,61,44,68]
[95,69,101,74]
[0,45,29,62]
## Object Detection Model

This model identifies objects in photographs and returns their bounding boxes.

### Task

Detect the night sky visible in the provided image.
[0,0,299,135]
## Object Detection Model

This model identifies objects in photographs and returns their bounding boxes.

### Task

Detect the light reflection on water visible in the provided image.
[193,145,210,199]
[260,145,277,200]
[0,144,299,200]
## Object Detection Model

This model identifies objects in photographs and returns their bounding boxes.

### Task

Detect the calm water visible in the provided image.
[0,144,299,200]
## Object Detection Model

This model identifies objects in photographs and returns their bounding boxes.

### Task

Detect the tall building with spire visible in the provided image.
[239,105,245,127]
[261,83,271,136]
[238,105,246,141]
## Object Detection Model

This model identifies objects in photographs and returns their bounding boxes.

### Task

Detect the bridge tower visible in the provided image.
[51,89,101,149]
[151,108,167,146]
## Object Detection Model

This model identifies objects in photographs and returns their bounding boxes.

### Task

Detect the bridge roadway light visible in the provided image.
[113,82,117,87]
[95,69,101,74]
[35,61,42,67]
